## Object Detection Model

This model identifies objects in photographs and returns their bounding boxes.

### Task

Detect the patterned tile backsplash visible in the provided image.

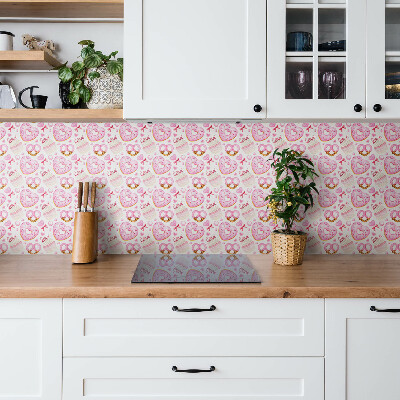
[0,121,399,255]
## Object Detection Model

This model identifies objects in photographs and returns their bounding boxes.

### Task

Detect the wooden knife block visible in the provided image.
[72,211,98,264]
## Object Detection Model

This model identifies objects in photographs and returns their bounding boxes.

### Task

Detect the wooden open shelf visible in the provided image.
[0,51,62,70]
[0,0,123,19]
[0,109,124,122]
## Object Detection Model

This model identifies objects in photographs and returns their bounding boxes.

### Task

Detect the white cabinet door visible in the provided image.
[0,299,62,400]
[64,357,324,400]
[267,0,366,119]
[326,299,400,400]
[366,0,400,118]
[124,0,266,120]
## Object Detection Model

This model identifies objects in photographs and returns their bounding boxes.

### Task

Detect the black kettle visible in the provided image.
[18,86,47,109]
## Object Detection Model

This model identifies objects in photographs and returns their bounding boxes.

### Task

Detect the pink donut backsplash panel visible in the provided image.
[0,121,399,255]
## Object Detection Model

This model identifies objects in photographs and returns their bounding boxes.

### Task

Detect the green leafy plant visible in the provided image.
[56,40,123,105]
[266,148,319,234]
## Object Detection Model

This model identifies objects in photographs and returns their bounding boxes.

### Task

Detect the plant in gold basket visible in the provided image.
[266,148,319,234]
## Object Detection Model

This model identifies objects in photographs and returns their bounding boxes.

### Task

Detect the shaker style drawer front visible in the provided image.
[63,357,324,400]
[63,299,324,356]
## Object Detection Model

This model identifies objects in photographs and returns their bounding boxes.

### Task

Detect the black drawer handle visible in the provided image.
[172,366,215,373]
[172,305,216,312]
[370,306,400,313]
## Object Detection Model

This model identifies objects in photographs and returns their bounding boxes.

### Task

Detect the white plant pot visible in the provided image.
[84,66,123,109]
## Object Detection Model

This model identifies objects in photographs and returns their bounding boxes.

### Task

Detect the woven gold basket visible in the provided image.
[271,231,307,266]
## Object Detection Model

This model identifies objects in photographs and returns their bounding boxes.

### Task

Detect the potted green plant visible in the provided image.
[57,40,123,109]
[266,148,319,265]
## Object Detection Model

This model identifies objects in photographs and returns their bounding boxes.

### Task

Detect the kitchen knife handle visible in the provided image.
[172,366,215,373]
[90,182,96,211]
[172,305,216,312]
[370,306,400,313]
[77,182,83,211]
[83,182,89,211]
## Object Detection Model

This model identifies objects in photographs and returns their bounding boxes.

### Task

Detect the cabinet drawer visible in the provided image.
[63,357,324,400]
[64,299,324,356]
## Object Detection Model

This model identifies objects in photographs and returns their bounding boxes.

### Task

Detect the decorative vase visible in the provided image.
[271,230,307,266]
[84,66,123,109]
[59,82,82,109]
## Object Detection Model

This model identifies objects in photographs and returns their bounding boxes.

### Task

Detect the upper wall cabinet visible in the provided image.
[124,0,266,120]
[367,0,400,118]
[267,0,366,119]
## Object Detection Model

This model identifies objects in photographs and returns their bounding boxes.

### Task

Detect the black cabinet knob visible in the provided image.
[354,104,362,113]
[373,104,382,112]
[254,104,262,113]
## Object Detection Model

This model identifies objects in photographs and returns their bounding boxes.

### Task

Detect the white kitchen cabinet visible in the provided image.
[267,0,366,119]
[124,0,266,120]
[63,357,324,400]
[0,299,62,400]
[326,299,400,400]
[63,298,324,357]
[366,0,400,118]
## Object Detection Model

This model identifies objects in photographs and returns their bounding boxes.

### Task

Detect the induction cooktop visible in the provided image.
[131,254,261,283]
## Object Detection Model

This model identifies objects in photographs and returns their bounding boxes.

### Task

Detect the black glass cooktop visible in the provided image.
[131,254,261,283]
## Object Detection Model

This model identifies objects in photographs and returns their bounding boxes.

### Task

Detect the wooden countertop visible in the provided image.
[0,254,400,298]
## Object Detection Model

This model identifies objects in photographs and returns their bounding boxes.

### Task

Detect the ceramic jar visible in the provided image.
[84,66,123,109]
[0,31,14,51]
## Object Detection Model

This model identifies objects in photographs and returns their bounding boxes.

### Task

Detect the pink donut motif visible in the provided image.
[53,222,72,241]
[357,210,372,223]
[0,226,5,239]
[153,155,172,175]
[317,123,337,142]
[317,222,337,241]
[384,222,400,241]
[384,189,400,208]
[184,269,204,282]
[251,155,270,175]
[226,243,240,254]
[53,123,72,141]
[351,222,370,241]
[357,243,372,255]
[0,193,6,207]
[251,222,270,241]
[53,155,72,175]
[384,123,400,142]
[219,124,237,142]
[0,126,6,140]
[159,243,173,254]
[119,222,139,241]
[20,123,39,142]
[192,243,206,254]
[119,189,138,208]
[153,222,172,241]
[126,210,140,222]
[351,156,370,175]
[185,221,204,241]
[324,243,339,254]
[318,156,337,175]
[152,123,171,142]
[219,188,238,208]
[186,188,205,208]
[351,123,370,141]
[26,243,41,254]
[318,189,337,208]
[26,143,41,156]
[153,189,172,208]
[185,155,204,175]
[20,188,39,208]
[225,144,239,156]
[226,210,240,222]
[120,123,138,142]
[185,123,204,142]
[351,189,370,208]
[53,188,72,208]
[86,155,105,175]
[251,123,270,142]
[159,209,173,222]
[20,222,39,241]
[219,221,238,241]
[86,123,105,141]
[285,123,303,141]
[20,155,39,175]
[252,189,267,208]
[119,156,138,175]
[219,155,238,175]
[384,156,400,175]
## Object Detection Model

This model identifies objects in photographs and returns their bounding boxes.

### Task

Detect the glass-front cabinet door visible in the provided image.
[367,0,400,118]
[267,0,366,119]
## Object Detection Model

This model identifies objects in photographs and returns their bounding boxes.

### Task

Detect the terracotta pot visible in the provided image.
[271,230,307,266]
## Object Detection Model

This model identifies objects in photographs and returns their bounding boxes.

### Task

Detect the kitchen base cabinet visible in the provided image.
[326,299,400,400]
[0,299,62,400]
[63,357,324,400]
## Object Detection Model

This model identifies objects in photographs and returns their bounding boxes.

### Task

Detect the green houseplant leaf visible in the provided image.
[58,66,73,83]
[81,46,95,59]
[88,71,100,80]
[68,91,80,105]
[106,60,123,75]
[78,85,91,103]
[84,53,103,68]
[71,61,84,72]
